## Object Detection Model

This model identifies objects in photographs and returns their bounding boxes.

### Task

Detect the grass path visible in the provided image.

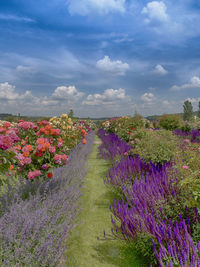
[66,136,146,267]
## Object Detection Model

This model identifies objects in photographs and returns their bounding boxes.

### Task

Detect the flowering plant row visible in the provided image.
[0,114,91,181]
[98,128,200,266]
[0,131,95,266]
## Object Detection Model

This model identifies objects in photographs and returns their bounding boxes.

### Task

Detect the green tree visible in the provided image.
[68,109,74,118]
[197,101,200,118]
[183,100,193,121]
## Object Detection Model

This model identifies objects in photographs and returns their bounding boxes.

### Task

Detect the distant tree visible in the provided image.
[68,109,74,118]
[183,100,193,121]
[197,101,200,118]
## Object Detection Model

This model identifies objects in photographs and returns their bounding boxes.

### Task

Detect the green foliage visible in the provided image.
[131,129,179,164]
[133,233,157,265]
[174,142,200,210]
[192,221,200,243]
[180,122,192,132]
[183,100,193,121]
[0,150,16,175]
[158,114,183,130]
[132,114,145,128]
[197,101,200,119]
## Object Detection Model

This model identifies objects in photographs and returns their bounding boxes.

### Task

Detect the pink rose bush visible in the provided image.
[0,116,91,180]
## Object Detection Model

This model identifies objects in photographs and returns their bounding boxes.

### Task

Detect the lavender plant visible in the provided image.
[0,132,95,266]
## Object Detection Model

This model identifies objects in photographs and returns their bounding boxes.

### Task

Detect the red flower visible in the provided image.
[3,122,11,128]
[48,172,53,178]
[82,138,87,144]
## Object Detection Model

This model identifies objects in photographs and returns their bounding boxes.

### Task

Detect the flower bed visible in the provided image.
[0,131,95,266]
[0,114,91,181]
[98,129,200,266]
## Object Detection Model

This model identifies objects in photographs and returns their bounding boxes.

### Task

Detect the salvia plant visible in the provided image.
[99,129,200,266]
[174,129,200,143]
[105,154,169,187]
[97,129,132,161]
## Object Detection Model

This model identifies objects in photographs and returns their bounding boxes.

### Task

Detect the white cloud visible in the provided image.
[52,85,84,100]
[0,82,19,100]
[16,65,37,74]
[142,1,168,23]
[66,0,126,15]
[185,97,200,103]
[0,14,35,23]
[170,76,200,91]
[153,64,168,75]
[162,100,170,105]
[141,92,155,102]
[96,56,129,76]
[0,83,85,116]
[148,87,156,90]
[83,88,127,105]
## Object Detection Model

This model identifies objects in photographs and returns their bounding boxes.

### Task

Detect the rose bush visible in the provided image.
[0,115,91,181]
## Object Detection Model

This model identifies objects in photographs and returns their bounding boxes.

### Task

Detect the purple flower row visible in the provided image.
[99,130,200,266]
[0,132,95,266]
[97,128,132,160]
[173,129,200,143]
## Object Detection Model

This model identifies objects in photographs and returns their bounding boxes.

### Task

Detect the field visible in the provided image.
[1,114,200,266]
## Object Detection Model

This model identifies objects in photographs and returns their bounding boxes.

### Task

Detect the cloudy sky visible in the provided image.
[1,0,200,118]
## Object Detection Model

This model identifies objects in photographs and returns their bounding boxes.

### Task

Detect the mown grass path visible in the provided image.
[66,136,146,267]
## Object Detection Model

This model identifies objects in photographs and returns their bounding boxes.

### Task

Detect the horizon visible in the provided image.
[1,0,200,117]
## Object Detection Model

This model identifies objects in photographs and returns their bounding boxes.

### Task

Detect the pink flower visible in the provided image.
[184,139,190,143]
[3,122,11,128]
[55,129,60,136]
[124,152,129,156]
[27,170,41,180]
[0,127,6,133]
[42,164,49,170]
[62,154,68,161]
[22,146,29,153]
[0,135,13,150]
[57,142,63,148]
[183,165,189,169]
[54,154,62,164]
[49,146,56,153]
[24,157,31,165]
[18,121,35,130]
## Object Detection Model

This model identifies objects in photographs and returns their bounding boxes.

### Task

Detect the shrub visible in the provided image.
[130,129,179,164]
[173,141,200,211]
[158,114,183,130]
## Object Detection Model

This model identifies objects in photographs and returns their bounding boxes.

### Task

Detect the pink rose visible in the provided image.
[54,154,62,164]
[49,146,56,153]
[183,165,189,170]
[42,164,49,170]
[55,129,60,136]
[24,157,31,165]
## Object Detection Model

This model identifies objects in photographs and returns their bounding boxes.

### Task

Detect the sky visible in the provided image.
[0,0,200,118]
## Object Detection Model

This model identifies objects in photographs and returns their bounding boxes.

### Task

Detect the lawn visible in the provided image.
[65,136,146,267]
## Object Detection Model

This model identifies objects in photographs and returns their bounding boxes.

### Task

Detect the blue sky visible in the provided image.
[0,0,200,117]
